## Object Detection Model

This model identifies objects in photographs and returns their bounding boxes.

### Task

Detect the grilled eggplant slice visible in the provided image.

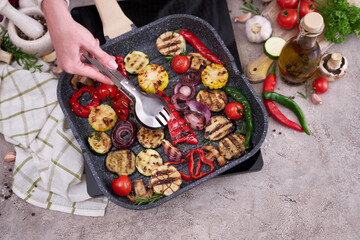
[218,133,246,160]
[196,89,228,112]
[201,63,229,89]
[137,127,164,149]
[136,149,163,176]
[156,31,186,56]
[204,115,234,141]
[138,64,169,93]
[124,51,150,74]
[105,149,136,175]
[201,145,226,167]
[187,52,211,71]
[88,104,118,131]
[88,132,112,155]
[150,165,182,196]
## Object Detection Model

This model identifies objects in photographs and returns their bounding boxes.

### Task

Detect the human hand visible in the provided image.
[42,0,117,85]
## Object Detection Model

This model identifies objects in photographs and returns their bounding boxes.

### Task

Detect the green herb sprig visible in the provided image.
[315,0,360,44]
[240,2,261,15]
[134,193,164,205]
[0,26,42,72]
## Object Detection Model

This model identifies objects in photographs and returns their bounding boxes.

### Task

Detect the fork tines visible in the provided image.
[156,108,171,127]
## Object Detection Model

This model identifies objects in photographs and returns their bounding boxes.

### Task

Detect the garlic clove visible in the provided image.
[234,12,252,23]
[3,152,16,162]
[311,93,322,105]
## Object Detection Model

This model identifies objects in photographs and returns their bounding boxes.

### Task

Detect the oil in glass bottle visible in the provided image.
[278,12,324,85]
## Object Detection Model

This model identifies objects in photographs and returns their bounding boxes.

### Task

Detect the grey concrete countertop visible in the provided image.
[1,0,360,239]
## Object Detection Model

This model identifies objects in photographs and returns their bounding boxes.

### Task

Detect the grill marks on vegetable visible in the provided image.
[105,150,136,175]
[156,31,186,56]
[150,165,182,196]
[137,127,164,149]
[196,89,228,112]
[204,115,234,141]
[218,134,246,160]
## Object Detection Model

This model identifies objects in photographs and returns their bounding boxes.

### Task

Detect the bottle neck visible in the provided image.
[296,34,318,49]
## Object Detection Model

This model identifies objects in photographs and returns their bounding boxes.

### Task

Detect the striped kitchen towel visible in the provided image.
[0,61,108,216]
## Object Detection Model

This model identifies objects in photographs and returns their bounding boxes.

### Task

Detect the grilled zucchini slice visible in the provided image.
[196,89,228,112]
[88,104,118,131]
[88,132,112,155]
[150,165,182,196]
[204,115,234,141]
[218,133,246,160]
[156,31,186,56]
[138,64,169,93]
[124,51,150,74]
[136,149,163,176]
[137,126,164,149]
[105,149,136,175]
[201,63,229,89]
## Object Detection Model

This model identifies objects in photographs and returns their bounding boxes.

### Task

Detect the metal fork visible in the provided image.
[82,51,170,129]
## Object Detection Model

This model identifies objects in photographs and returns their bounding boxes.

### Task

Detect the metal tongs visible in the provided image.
[83,51,170,129]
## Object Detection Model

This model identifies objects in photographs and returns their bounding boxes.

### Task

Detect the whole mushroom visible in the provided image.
[319,52,348,81]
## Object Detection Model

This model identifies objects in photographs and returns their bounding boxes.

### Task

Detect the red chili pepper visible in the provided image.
[115,56,129,79]
[69,86,100,117]
[262,63,303,132]
[157,91,198,145]
[113,89,130,121]
[178,29,225,65]
[165,148,214,181]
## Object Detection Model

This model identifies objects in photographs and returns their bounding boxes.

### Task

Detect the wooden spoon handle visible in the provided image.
[244,54,274,83]
[94,0,134,39]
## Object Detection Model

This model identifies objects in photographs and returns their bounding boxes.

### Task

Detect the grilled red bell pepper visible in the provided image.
[165,148,214,181]
[115,56,129,79]
[113,89,130,121]
[262,63,303,132]
[69,86,100,117]
[157,91,198,145]
[178,29,225,65]
[96,83,117,100]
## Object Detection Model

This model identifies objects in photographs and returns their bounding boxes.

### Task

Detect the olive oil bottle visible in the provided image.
[278,12,324,85]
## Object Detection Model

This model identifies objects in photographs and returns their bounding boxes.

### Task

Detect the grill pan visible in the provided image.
[57,4,268,209]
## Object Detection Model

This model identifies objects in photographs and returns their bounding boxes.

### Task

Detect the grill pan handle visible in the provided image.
[94,0,134,39]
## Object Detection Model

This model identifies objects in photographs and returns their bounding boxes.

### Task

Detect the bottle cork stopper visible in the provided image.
[328,53,343,70]
[302,12,324,33]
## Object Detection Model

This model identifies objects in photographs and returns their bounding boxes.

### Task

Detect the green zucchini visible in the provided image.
[124,51,150,74]
[264,37,286,59]
[135,149,163,176]
[88,132,112,155]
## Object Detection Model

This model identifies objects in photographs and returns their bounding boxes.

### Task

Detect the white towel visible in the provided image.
[0,61,108,216]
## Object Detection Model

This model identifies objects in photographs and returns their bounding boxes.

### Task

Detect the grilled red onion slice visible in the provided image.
[186,100,211,124]
[182,69,201,86]
[173,82,196,100]
[171,93,189,111]
[111,120,136,149]
[161,139,184,162]
[184,112,206,131]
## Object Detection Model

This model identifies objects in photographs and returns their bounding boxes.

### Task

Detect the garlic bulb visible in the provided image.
[245,15,272,43]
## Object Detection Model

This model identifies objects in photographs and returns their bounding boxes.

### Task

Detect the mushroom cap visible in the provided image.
[319,52,348,82]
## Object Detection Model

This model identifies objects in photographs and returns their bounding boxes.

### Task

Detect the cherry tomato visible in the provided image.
[112,175,132,196]
[171,55,190,74]
[299,0,316,19]
[312,77,329,94]
[277,0,298,9]
[277,9,298,30]
[96,84,117,100]
[225,102,244,120]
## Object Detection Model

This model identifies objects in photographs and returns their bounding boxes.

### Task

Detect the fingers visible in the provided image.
[74,63,113,85]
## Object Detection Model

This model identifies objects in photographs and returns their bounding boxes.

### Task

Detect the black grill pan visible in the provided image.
[57,14,268,209]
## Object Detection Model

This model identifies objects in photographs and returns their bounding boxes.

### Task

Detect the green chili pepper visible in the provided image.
[224,86,253,149]
[262,91,310,135]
